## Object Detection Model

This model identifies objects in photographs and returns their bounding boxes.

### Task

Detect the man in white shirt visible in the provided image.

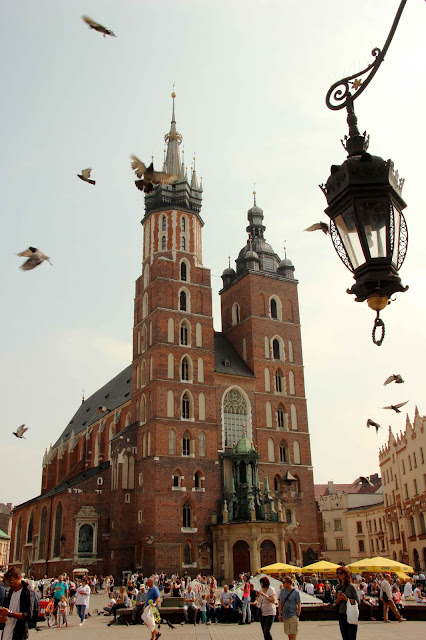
[403,578,414,598]
[182,584,198,624]
[380,574,405,622]
[0,567,38,640]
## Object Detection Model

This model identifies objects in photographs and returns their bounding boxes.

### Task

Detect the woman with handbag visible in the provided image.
[334,567,359,640]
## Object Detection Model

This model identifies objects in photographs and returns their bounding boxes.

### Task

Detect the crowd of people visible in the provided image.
[1,566,426,640]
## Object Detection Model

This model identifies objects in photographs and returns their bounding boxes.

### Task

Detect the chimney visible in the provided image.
[328,481,334,495]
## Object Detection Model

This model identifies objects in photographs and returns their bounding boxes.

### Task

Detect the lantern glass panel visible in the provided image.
[391,205,401,267]
[334,205,364,269]
[358,201,388,259]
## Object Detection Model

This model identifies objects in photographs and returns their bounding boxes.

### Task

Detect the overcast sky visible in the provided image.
[1,0,425,506]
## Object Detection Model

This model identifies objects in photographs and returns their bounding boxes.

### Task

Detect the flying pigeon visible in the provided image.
[382,401,409,413]
[97,406,111,414]
[130,155,179,193]
[78,168,96,185]
[383,374,404,386]
[13,424,28,439]
[304,222,329,235]
[17,247,52,271]
[366,419,382,434]
[146,535,154,545]
[82,15,116,38]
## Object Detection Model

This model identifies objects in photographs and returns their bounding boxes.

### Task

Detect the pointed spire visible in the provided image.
[179,147,186,179]
[164,90,182,175]
[162,147,167,172]
[191,154,199,189]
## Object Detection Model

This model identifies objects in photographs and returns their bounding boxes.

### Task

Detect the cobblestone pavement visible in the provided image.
[33,594,424,640]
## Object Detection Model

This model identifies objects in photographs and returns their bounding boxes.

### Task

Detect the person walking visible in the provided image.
[75,577,91,627]
[240,576,251,624]
[57,596,68,628]
[278,576,301,640]
[53,575,69,626]
[380,573,406,622]
[256,576,277,640]
[334,567,359,640]
[0,567,39,640]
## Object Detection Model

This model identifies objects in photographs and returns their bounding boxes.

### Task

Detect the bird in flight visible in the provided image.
[146,535,154,545]
[304,222,329,235]
[17,247,52,271]
[13,424,28,439]
[82,15,116,38]
[366,419,382,434]
[97,406,111,414]
[383,374,404,386]
[382,401,409,413]
[130,155,179,193]
[78,168,96,185]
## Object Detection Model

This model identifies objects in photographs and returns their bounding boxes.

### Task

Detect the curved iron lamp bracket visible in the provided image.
[326,0,407,111]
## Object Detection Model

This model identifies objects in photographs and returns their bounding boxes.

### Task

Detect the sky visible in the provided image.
[1,0,426,506]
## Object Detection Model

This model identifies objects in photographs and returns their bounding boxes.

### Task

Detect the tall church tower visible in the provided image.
[130,94,220,573]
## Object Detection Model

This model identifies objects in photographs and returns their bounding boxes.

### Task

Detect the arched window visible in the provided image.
[173,469,183,488]
[274,475,280,492]
[181,356,192,382]
[223,387,250,447]
[289,371,295,395]
[264,368,270,392]
[38,507,47,560]
[279,442,287,463]
[183,502,191,528]
[27,511,34,544]
[232,302,240,325]
[167,389,174,417]
[271,298,277,319]
[179,290,187,311]
[142,293,148,318]
[272,339,280,360]
[168,318,174,343]
[147,431,151,455]
[181,236,186,251]
[286,509,292,524]
[181,391,194,420]
[162,215,167,231]
[180,261,187,281]
[420,512,426,534]
[275,369,284,393]
[168,353,174,379]
[78,524,94,554]
[196,322,202,346]
[293,440,301,464]
[141,360,146,387]
[268,438,275,462]
[180,320,190,346]
[194,472,200,489]
[53,502,63,558]
[169,429,176,455]
[199,392,206,420]
[266,401,272,428]
[141,395,147,424]
[277,405,287,430]
[199,431,206,456]
[291,404,298,431]
[182,431,190,456]
[181,217,186,232]
[184,542,191,564]
[288,340,294,362]
[143,264,149,289]
[14,515,22,561]
[270,296,282,320]
[161,235,166,250]
[141,324,147,352]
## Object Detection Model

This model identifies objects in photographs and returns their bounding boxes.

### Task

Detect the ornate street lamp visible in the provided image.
[320,0,408,345]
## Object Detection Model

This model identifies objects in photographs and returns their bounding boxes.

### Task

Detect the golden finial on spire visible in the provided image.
[171,82,176,99]
[151,153,154,163]
[242,423,246,436]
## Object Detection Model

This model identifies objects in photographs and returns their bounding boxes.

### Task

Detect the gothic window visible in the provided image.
[277,405,286,430]
[142,324,147,352]
[181,217,186,232]
[167,389,174,417]
[275,369,283,393]
[182,431,190,456]
[286,509,292,524]
[184,542,191,564]
[289,370,295,394]
[183,502,191,528]
[142,293,148,318]
[223,387,250,447]
[180,261,187,281]
[181,236,186,251]
[141,395,147,424]
[268,438,275,462]
[180,320,190,345]
[196,322,202,346]
[232,302,240,325]
[14,516,22,561]
[141,360,146,387]
[38,507,47,560]
[179,290,187,311]
[173,472,181,488]
[194,472,200,489]
[199,430,206,456]
[279,442,287,464]
[264,367,270,392]
[143,264,149,289]
[293,440,301,464]
[274,475,280,492]
[161,235,166,250]
[181,356,192,381]
[291,404,298,430]
[270,298,277,319]
[169,429,176,455]
[288,340,294,362]
[78,524,94,554]
[266,401,272,428]
[181,391,193,420]
[199,393,206,420]
[26,510,34,544]
[272,339,280,359]
[162,216,167,231]
[53,502,63,558]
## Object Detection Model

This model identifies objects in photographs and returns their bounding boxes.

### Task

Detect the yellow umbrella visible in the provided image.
[347,556,414,573]
[260,562,301,574]
[301,560,341,574]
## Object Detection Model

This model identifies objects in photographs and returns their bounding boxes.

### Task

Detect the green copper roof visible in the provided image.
[0,528,10,539]
[234,434,254,454]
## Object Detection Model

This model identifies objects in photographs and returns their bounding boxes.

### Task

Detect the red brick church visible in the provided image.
[10,95,320,582]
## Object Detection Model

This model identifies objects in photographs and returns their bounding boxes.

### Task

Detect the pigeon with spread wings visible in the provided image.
[82,15,116,38]
[130,155,179,193]
[366,419,382,434]
[13,424,28,439]
[383,374,404,386]
[382,401,409,413]
[78,168,96,185]
[17,247,52,271]
[304,222,329,235]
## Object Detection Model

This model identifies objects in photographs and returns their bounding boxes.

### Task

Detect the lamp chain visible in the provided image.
[372,313,385,346]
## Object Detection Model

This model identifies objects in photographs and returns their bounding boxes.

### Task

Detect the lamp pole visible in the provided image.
[320,0,409,345]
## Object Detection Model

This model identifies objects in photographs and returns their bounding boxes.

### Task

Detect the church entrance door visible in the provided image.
[233,540,250,578]
[260,539,276,567]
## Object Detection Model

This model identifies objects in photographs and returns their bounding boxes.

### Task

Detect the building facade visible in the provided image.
[345,501,387,563]
[0,503,12,571]
[9,96,320,581]
[379,409,426,572]
[316,476,382,565]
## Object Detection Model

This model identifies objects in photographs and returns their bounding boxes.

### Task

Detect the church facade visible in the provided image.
[9,96,320,582]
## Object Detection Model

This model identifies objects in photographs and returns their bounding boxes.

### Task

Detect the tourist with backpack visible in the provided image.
[0,566,40,640]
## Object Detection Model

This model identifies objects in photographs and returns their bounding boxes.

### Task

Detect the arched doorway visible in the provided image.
[260,539,277,567]
[233,540,250,578]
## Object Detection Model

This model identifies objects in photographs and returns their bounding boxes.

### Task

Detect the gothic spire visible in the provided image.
[164,91,183,176]
[191,154,199,189]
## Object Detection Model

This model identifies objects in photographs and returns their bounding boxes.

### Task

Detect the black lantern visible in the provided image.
[320,0,408,345]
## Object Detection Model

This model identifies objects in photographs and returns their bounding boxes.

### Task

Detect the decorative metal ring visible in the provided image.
[372,316,385,346]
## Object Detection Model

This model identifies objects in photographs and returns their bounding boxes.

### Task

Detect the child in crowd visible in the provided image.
[58,595,68,627]
[200,596,207,623]
[45,597,55,627]
[69,593,76,615]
